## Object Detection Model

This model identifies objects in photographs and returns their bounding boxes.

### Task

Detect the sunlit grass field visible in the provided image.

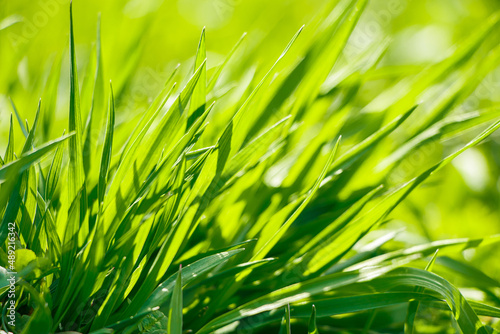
[1,0,500,333]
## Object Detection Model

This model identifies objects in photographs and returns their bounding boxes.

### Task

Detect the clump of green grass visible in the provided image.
[1,1,500,333]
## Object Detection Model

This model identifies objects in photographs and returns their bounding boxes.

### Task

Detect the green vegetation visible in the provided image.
[1,0,500,333]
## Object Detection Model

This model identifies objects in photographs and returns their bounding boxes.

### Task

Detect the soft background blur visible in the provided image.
[1,0,500,277]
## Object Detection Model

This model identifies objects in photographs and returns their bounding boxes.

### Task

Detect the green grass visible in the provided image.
[1,0,500,333]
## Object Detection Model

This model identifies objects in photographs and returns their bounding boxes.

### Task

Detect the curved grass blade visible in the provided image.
[405,250,439,334]
[138,248,244,315]
[366,268,493,334]
[346,235,500,272]
[196,265,395,334]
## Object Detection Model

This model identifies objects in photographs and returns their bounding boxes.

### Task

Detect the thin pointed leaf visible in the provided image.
[168,266,183,334]
[98,82,115,205]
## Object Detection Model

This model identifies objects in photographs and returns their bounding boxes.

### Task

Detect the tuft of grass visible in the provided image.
[1,1,500,333]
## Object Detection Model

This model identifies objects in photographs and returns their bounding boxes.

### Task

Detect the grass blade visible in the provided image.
[308,305,318,334]
[68,1,87,223]
[4,114,15,164]
[168,266,183,334]
[98,82,115,206]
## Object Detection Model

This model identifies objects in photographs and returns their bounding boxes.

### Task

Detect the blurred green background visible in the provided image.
[1,0,500,279]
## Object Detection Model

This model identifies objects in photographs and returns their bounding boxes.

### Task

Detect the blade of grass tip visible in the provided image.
[405,250,439,334]
[168,265,183,334]
[424,250,439,271]
[308,305,318,334]
[98,82,115,207]
[68,0,87,222]
[21,99,41,153]
[207,32,246,91]
[9,97,28,138]
[4,114,15,163]
[278,304,291,334]
[83,12,105,176]
[0,14,22,31]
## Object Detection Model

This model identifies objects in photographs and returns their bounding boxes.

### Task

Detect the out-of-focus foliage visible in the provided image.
[1,0,500,333]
